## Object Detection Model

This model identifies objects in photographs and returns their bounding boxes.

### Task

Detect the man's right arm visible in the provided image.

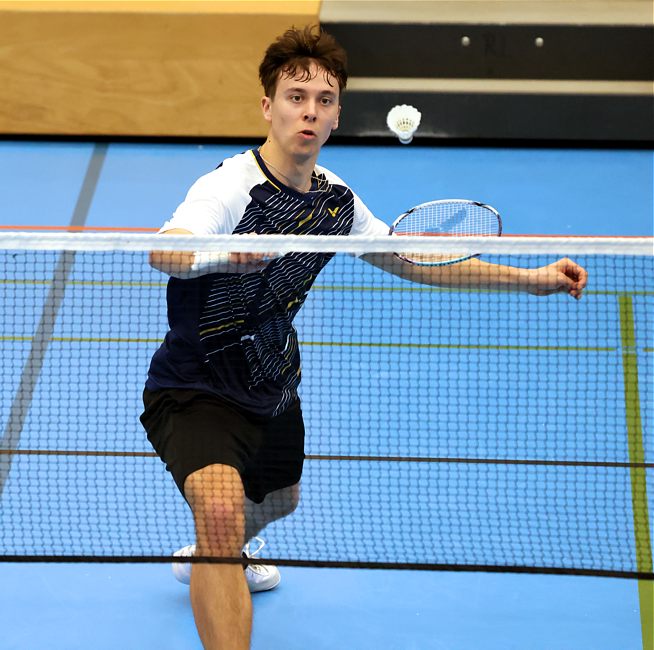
[149,228,196,277]
[149,228,276,278]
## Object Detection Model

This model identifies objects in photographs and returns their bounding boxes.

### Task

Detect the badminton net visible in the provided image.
[0,232,652,579]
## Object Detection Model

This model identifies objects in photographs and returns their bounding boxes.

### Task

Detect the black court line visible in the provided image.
[0,554,651,580]
[0,143,107,497]
[1,448,651,469]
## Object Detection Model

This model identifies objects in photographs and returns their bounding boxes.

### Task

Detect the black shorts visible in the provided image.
[140,388,305,504]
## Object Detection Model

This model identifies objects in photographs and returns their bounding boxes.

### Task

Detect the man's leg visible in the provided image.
[172,482,300,592]
[244,482,300,541]
[184,463,251,650]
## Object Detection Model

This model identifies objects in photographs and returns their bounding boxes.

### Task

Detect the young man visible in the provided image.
[141,26,587,650]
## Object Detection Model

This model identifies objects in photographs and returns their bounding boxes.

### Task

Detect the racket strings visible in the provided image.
[391,200,501,266]
[394,203,499,237]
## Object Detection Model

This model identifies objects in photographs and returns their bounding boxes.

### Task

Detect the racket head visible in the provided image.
[389,199,502,266]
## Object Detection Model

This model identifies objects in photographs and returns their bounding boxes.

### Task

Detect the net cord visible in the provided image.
[0,232,652,255]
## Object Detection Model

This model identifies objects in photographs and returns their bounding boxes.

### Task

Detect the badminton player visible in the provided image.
[141,25,587,650]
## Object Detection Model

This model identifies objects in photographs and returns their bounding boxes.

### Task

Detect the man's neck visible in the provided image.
[259,140,316,193]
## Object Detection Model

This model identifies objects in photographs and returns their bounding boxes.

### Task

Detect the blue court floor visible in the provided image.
[0,141,652,649]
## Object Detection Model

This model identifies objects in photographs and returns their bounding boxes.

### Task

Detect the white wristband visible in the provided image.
[190,251,231,274]
[171,251,280,278]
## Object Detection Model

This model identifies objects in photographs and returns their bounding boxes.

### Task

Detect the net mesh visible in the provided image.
[0,233,652,578]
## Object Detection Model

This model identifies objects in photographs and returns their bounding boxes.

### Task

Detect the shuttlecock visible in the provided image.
[386,104,421,144]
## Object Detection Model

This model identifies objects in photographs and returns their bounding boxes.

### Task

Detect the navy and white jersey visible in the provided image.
[145,148,388,416]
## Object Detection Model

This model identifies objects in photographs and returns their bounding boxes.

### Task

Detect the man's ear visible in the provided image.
[261,96,273,123]
[334,105,341,130]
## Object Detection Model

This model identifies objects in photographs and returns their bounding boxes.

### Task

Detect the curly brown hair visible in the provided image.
[259,25,348,98]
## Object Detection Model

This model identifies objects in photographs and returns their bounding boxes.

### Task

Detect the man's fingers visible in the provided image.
[555,258,588,299]
[530,259,588,299]
[557,270,576,294]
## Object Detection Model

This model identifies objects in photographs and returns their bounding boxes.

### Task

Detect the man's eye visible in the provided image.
[290,95,302,102]
[321,97,333,105]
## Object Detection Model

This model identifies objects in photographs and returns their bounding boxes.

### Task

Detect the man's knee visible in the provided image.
[185,464,246,554]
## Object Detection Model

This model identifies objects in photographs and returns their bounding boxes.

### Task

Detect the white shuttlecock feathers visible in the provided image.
[386,104,421,144]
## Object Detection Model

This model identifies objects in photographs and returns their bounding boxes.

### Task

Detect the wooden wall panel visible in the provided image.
[0,1,320,136]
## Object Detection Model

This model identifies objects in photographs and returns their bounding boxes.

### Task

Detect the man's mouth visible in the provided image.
[299,129,317,138]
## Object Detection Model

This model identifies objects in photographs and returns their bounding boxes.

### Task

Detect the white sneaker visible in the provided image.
[172,537,281,593]
[242,537,281,593]
[171,543,194,585]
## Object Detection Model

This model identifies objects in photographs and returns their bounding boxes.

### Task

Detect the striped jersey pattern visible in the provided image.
[146,149,376,417]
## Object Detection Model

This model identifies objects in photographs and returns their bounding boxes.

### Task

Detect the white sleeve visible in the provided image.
[349,192,390,237]
[159,167,248,235]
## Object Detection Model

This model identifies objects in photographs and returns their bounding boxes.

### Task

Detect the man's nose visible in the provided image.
[303,101,317,121]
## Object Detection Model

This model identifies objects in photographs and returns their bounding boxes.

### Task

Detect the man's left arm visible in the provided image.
[361,253,588,300]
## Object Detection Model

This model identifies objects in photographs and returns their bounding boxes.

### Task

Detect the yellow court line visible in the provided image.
[0,279,166,288]
[0,336,619,352]
[301,341,617,352]
[0,336,161,344]
[313,286,654,295]
[2,279,654,296]
[618,295,654,650]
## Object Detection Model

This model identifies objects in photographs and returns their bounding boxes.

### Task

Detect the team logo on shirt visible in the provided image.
[327,206,339,218]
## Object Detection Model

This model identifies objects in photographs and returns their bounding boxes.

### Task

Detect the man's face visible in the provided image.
[261,62,340,160]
